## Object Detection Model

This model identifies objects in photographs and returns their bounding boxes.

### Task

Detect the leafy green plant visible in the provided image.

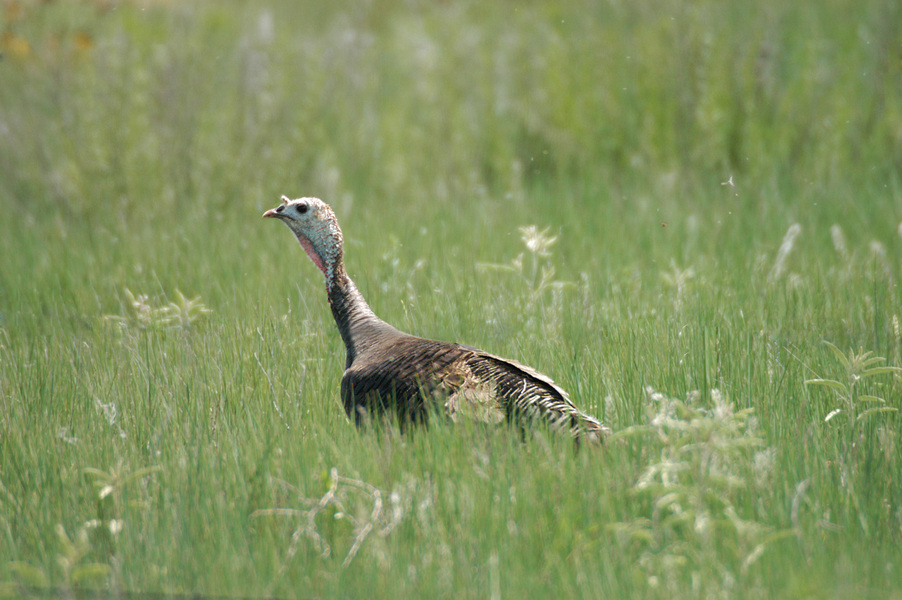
[478,225,572,335]
[104,289,212,332]
[805,341,900,431]
[5,523,112,593]
[82,459,162,520]
[480,225,569,298]
[610,388,791,598]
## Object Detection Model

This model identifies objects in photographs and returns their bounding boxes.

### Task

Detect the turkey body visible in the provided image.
[264,196,609,442]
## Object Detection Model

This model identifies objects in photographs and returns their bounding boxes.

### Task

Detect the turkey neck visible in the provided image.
[326,265,399,368]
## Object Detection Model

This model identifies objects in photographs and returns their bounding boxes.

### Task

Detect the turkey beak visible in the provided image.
[263,195,291,219]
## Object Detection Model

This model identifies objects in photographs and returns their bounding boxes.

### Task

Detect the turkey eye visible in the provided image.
[298,204,309,214]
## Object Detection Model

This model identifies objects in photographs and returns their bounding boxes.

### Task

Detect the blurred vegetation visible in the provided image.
[2,0,900,214]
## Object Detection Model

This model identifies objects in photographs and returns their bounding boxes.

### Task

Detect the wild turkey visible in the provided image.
[263,196,610,443]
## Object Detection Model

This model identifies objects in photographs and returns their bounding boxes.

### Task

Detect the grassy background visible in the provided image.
[1,0,902,597]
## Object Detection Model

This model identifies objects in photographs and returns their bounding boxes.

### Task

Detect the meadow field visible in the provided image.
[1,0,902,597]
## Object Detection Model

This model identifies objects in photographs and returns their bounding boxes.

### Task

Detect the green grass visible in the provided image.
[2,0,902,597]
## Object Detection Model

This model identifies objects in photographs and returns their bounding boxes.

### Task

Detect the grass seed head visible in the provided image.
[768,223,801,283]
[830,224,848,260]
